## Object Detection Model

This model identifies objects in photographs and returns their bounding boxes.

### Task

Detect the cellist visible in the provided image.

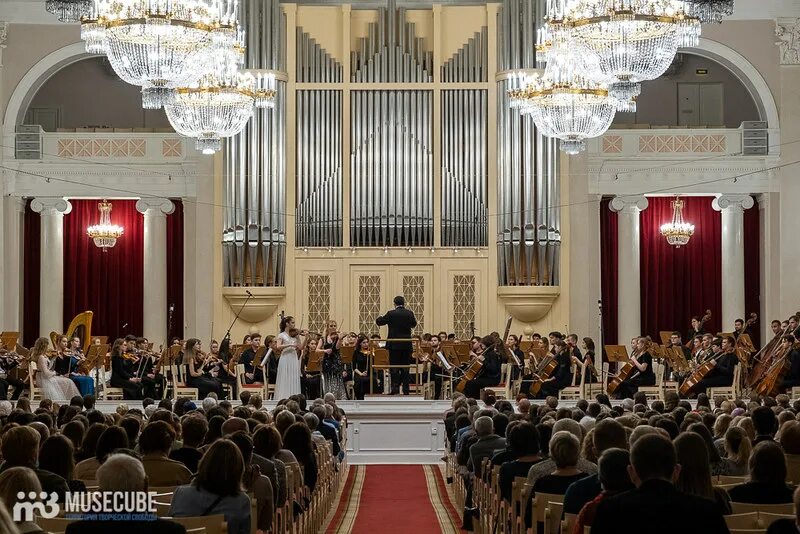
[778,335,800,391]
[533,340,572,399]
[614,337,655,399]
[462,335,502,399]
[687,336,737,396]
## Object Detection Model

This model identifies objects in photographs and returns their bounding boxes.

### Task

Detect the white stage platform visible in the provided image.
[91,397,626,464]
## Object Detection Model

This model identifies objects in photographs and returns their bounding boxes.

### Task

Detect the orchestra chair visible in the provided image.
[234,363,266,399]
[559,361,586,401]
[484,363,513,400]
[731,502,794,515]
[724,513,760,530]
[26,361,41,401]
[546,500,564,534]
[584,362,609,399]
[166,515,226,534]
[708,363,742,401]
[530,492,565,534]
[636,361,666,402]
[170,364,200,400]
[98,367,124,401]
[790,387,800,401]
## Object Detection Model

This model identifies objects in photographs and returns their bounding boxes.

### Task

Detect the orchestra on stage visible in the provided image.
[2,304,800,403]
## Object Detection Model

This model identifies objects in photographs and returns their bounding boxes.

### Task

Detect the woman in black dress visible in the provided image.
[317,321,346,399]
[185,338,224,399]
[535,341,573,398]
[352,335,377,399]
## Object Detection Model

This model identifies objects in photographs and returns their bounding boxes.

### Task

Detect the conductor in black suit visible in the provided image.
[376,296,417,395]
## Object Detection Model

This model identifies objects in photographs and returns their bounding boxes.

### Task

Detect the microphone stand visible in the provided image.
[167,305,175,346]
[224,290,254,342]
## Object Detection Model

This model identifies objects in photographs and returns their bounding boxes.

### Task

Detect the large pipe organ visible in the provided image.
[219,0,565,335]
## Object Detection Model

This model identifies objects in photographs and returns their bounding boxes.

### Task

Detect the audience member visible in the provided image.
[573,448,633,534]
[728,441,795,504]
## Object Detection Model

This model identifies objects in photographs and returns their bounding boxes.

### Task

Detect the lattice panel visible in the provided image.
[307,275,331,335]
[453,274,476,340]
[358,275,382,336]
[402,275,425,336]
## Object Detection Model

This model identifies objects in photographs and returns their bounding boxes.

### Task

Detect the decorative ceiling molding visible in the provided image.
[776,18,800,65]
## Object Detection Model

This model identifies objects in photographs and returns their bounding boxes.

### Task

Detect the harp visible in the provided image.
[50,311,93,353]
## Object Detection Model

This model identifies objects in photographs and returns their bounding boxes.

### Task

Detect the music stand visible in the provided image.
[454,343,471,365]
[664,345,689,373]
[306,350,323,373]
[605,345,629,374]
[371,348,390,395]
[340,345,355,364]
[86,343,109,395]
[0,332,19,351]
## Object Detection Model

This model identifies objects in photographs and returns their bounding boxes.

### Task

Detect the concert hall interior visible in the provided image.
[1,0,800,533]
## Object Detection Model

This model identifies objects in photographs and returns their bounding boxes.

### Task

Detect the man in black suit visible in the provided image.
[240,333,264,384]
[376,296,417,395]
[591,433,727,534]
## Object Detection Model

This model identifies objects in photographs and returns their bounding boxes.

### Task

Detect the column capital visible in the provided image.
[712,194,755,212]
[30,197,72,215]
[136,198,175,216]
[777,18,800,65]
[609,195,648,213]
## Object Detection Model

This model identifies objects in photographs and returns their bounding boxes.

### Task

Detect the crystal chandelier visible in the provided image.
[682,0,734,23]
[509,35,616,155]
[80,0,240,109]
[45,0,91,23]
[165,69,275,154]
[560,0,701,105]
[87,200,124,251]
[660,197,695,247]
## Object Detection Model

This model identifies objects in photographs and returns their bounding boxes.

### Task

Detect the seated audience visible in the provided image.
[673,432,731,514]
[591,434,727,534]
[532,431,588,495]
[0,466,47,534]
[65,454,186,534]
[139,420,192,486]
[282,422,318,492]
[728,441,796,504]
[469,416,506,478]
[170,439,251,534]
[499,422,542,503]
[721,426,752,476]
[574,448,633,534]
[74,426,129,481]
[767,486,800,534]
[169,414,207,473]
[38,434,86,492]
[0,426,69,501]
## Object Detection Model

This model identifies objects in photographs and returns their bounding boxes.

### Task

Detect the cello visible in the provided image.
[527,353,559,397]
[753,340,791,397]
[747,320,790,389]
[679,347,733,396]
[607,348,639,396]
[685,310,712,348]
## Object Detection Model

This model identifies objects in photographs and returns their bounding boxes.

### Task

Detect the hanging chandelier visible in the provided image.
[660,197,695,247]
[165,69,275,154]
[559,0,701,104]
[87,200,124,251]
[682,0,734,24]
[510,31,616,155]
[80,0,240,109]
[45,0,91,23]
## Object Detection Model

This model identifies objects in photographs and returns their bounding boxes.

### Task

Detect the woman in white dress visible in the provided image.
[32,337,80,400]
[274,316,307,400]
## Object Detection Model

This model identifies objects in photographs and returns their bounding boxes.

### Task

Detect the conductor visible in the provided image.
[376,296,417,395]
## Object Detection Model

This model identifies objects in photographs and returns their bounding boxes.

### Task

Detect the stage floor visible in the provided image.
[92,396,614,464]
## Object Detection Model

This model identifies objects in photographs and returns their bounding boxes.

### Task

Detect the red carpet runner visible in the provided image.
[324,465,462,533]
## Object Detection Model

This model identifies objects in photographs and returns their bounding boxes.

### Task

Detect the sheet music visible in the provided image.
[260,348,273,367]
[436,351,453,371]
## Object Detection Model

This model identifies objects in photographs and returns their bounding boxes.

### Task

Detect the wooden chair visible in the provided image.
[27,361,41,401]
[235,363,266,398]
[547,500,564,534]
[637,361,666,401]
[170,364,199,400]
[531,492,565,534]
[584,362,609,398]
[789,386,800,401]
[731,502,794,515]
[786,454,800,484]
[561,512,577,534]
[717,475,748,485]
[725,512,760,529]
[708,363,741,400]
[559,361,586,401]
[98,366,124,400]
[759,512,795,528]
[167,515,226,534]
[484,363,513,400]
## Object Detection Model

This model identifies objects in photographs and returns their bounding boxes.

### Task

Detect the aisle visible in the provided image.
[324,465,462,534]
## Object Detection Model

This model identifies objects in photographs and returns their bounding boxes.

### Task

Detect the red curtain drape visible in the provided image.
[600,197,619,347]
[23,198,184,347]
[166,199,184,342]
[23,201,42,347]
[640,196,722,341]
[744,199,761,348]
[63,199,145,341]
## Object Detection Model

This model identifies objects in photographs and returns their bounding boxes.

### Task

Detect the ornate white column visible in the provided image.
[136,198,174,343]
[712,194,754,329]
[609,195,648,345]
[31,198,72,337]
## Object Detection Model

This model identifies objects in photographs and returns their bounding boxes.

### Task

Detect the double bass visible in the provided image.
[685,310,712,347]
[753,341,791,397]
[747,319,789,389]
